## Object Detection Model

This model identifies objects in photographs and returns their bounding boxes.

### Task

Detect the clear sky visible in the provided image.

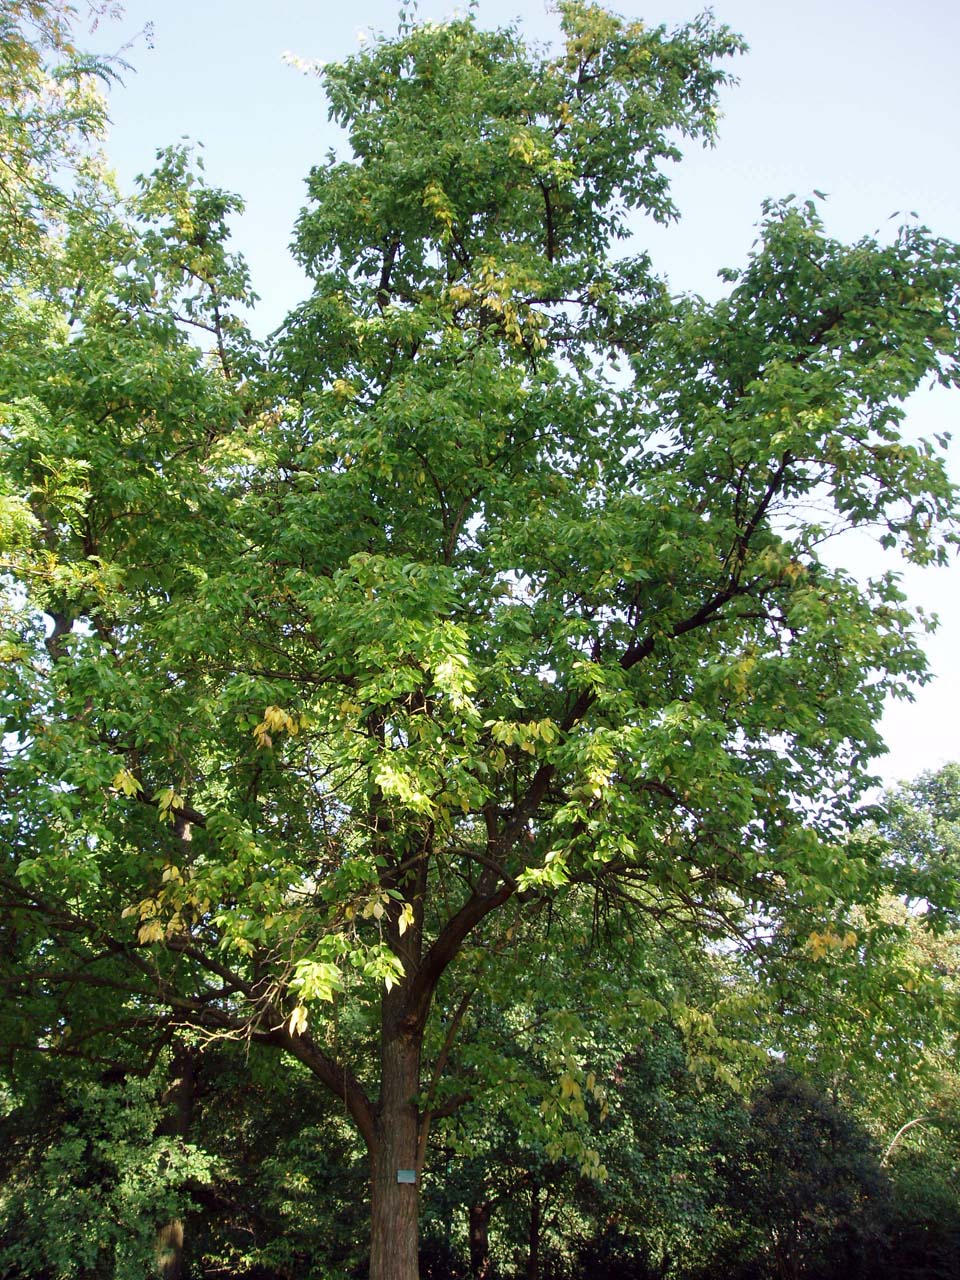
[90,0,960,787]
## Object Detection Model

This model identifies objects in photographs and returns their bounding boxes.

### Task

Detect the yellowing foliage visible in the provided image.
[253,705,300,748]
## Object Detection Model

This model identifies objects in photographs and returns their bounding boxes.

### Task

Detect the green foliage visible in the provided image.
[179,1047,368,1280]
[726,1071,890,1280]
[0,1071,216,1280]
[576,1029,742,1276]
[2,4,960,1277]
[419,910,765,1279]
[0,0,114,279]
[883,1128,960,1280]
[882,762,960,926]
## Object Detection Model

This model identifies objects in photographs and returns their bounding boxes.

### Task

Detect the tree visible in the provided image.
[880,1108,960,1280]
[3,5,960,1280]
[868,765,960,1280]
[0,1063,217,1280]
[882,762,960,927]
[0,0,113,279]
[419,907,759,1280]
[727,1070,889,1280]
[744,764,960,1144]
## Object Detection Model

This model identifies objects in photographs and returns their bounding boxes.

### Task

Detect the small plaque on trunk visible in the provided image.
[397,1169,417,1184]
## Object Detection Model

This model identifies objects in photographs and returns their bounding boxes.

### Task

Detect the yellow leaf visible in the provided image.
[254,706,299,747]
[422,179,455,233]
[398,902,415,936]
[137,919,165,945]
[154,787,184,821]
[560,1073,581,1100]
[808,930,828,961]
[288,1004,309,1036]
[508,132,536,163]
[112,768,143,797]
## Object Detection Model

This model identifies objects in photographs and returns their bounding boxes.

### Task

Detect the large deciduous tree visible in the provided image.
[3,4,960,1279]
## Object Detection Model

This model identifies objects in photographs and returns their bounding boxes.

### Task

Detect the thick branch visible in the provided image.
[268,1023,376,1150]
[405,882,514,1031]
[416,986,475,1173]
[377,239,400,312]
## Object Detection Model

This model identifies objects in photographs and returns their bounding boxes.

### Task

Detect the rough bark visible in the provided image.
[369,983,423,1280]
[526,1182,541,1280]
[156,1041,197,1280]
[156,1220,186,1280]
[469,1201,492,1280]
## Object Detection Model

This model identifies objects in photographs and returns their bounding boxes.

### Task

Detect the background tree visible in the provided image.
[868,765,960,1280]
[0,1062,217,1280]
[725,1070,889,1280]
[880,1103,960,1280]
[881,762,960,928]
[0,0,113,278]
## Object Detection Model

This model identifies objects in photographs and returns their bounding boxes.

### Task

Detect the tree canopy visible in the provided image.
[2,4,960,1279]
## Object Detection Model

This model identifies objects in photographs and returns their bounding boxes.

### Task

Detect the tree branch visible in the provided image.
[268,1023,376,1150]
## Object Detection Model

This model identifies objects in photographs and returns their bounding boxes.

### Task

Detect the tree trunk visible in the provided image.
[156,1041,197,1280]
[469,1201,492,1280]
[369,985,422,1280]
[526,1182,541,1280]
[156,1220,185,1280]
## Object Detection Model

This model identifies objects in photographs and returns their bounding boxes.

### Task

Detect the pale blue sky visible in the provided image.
[93,0,960,786]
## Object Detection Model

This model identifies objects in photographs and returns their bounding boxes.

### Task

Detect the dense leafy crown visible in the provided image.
[1,1,959,1097]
